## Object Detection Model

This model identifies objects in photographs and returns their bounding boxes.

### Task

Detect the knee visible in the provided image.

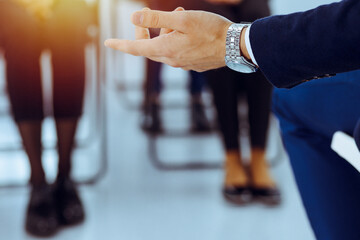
[271,88,296,121]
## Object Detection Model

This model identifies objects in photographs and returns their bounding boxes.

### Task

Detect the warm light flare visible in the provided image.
[15,0,56,20]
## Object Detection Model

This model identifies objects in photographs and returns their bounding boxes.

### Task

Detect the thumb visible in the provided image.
[131,9,188,32]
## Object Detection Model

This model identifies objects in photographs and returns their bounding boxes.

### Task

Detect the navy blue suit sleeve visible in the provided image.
[250,0,360,88]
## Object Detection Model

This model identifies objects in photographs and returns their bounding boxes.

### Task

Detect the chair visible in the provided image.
[148,113,285,171]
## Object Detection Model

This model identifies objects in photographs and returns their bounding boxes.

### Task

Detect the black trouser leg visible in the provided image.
[207,68,240,150]
[143,59,162,102]
[242,71,273,149]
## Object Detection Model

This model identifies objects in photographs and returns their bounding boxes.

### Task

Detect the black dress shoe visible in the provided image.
[141,102,163,134]
[251,186,281,206]
[25,184,59,237]
[223,186,253,205]
[53,177,85,226]
[190,101,211,133]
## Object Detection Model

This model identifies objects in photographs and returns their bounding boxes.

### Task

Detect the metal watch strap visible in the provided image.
[225,23,257,73]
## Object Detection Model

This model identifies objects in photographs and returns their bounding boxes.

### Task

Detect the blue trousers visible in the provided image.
[272,70,360,240]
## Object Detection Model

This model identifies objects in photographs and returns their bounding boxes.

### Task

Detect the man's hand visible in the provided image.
[104,9,233,72]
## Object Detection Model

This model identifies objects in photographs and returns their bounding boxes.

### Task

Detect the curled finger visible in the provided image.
[160,7,185,35]
[135,8,151,40]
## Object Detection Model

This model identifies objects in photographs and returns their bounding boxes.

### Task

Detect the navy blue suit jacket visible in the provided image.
[250,0,360,89]
[250,0,360,149]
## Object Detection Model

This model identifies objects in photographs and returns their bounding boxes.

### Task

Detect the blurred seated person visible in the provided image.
[203,0,281,205]
[139,0,280,204]
[140,0,211,134]
[0,0,93,236]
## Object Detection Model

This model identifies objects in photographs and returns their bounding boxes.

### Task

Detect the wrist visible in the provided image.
[240,27,251,62]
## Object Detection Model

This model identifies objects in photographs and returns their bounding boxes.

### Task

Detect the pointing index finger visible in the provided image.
[104,38,165,58]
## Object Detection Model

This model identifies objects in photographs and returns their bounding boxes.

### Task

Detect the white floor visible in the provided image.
[0,87,315,240]
[0,0,336,239]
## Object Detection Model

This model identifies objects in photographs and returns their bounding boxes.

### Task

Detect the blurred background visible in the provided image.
[0,0,336,239]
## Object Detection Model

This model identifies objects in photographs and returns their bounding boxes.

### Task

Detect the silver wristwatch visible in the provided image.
[225,23,257,73]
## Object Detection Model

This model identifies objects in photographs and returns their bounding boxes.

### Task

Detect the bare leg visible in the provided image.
[249,148,281,205]
[55,118,78,179]
[224,150,248,187]
[250,148,275,188]
[18,121,45,186]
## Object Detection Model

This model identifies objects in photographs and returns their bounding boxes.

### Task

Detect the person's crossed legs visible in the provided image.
[272,71,360,240]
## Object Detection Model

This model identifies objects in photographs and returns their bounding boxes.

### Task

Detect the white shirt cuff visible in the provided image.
[244,25,258,67]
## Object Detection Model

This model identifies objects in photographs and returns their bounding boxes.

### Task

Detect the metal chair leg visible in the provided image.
[146,115,285,171]
[147,130,223,171]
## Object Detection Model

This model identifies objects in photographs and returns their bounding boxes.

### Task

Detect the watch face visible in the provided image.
[227,62,256,73]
